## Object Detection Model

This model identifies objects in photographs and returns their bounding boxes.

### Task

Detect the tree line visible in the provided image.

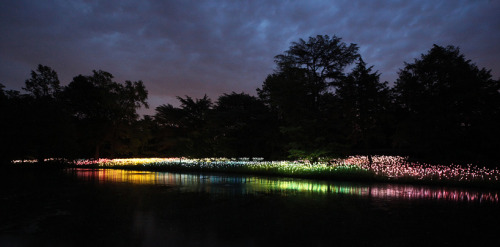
[1,35,499,165]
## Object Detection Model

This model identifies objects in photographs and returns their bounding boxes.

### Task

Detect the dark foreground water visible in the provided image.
[1,168,499,247]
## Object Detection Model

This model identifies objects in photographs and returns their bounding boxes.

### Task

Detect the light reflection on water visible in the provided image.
[68,168,499,203]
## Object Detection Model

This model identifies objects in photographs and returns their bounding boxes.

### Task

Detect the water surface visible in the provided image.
[72,168,499,203]
[1,168,499,247]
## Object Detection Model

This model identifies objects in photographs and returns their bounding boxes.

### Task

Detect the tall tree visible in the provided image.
[258,35,359,159]
[63,70,148,158]
[334,58,392,153]
[393,45,500,163]
[21,65,73,161]
[258,68,318,157]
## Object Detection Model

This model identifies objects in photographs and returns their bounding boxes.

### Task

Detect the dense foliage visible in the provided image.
[1,35,499,165]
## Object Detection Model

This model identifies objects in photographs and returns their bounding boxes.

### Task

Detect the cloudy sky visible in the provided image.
[1,0,499,115]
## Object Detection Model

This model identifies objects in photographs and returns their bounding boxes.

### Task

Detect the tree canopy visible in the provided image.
[393,44,500,162]
[211,92,275,158]
[63,70,148,158]
[23,64,61,99]
[258,35,361,159]
[335,58,392,152]
[273,35,359,103]
[154,95,212,157]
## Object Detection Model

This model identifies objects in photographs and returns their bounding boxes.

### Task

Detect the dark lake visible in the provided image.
[1,168,499,246]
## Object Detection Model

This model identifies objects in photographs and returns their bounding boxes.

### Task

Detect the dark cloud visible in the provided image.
[1,0,499,114]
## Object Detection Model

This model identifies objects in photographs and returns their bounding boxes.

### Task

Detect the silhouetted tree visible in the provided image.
[154,95,212,157]
[133,115,155,157]
[258,68,315,122]
[21,65,75,161]
[258,35,359,159]
[334,58,392,154]
[63,70,148,158]
[274,34,359,104]
[153,103,185,155]
[258,68,319,158]
[0,86,40,162]
[23,64,61,99]
[393,44,500,163]
[210,92,276,158]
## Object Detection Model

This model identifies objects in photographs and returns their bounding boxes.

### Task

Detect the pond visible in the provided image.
[1,168,499,246]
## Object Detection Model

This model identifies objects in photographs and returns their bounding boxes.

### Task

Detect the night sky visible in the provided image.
[1,0,499,115]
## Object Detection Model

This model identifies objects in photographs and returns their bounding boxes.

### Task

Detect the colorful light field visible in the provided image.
[346,155,500,183]
[64,156,500,186]
[12,156,500,187]
[70,157,371,179]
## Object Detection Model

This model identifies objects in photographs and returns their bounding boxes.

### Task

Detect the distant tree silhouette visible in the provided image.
[258,35,359,159]
[23,64,61,99]
[274,34,359,104]
[154,95,212,157]
[393,45,500,163]
[133,115,155,157]
[210,92,276,158]
[0,84,43,162]
[259,68,315,122]
[258,68,319,157]
[63,70,148,158]
[20,65,75,161]
[334,58,392,154]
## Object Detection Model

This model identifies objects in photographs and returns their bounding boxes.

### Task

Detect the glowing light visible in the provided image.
[13,155,500,186]
[67,168,499,203]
